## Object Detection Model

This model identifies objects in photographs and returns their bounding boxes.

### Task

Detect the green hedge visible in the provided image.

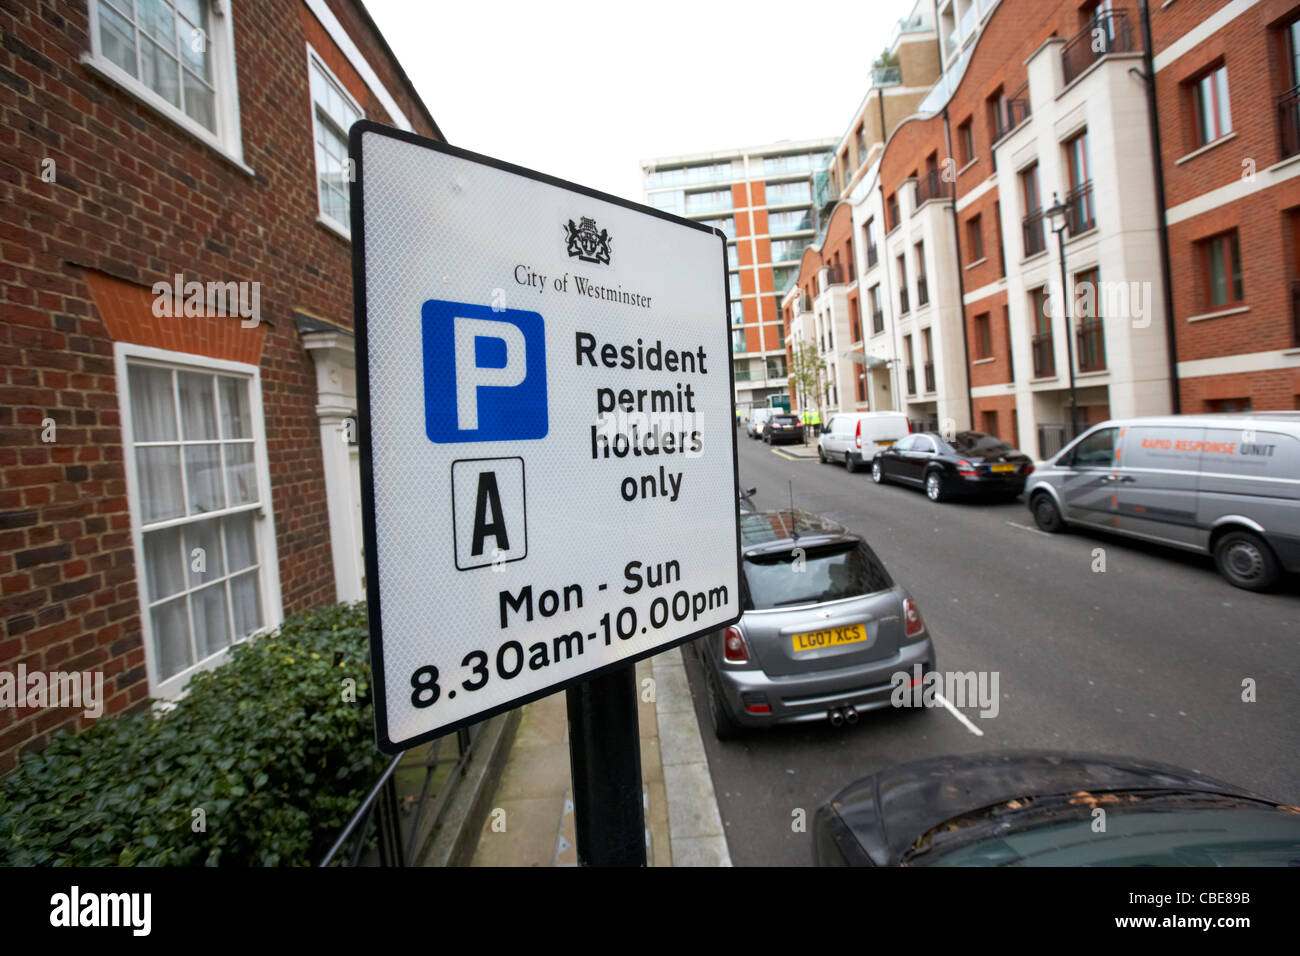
[0,602,387,866]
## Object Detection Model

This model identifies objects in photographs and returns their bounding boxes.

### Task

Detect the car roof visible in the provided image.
[1089,412,1300,430]
[739,510,858,555]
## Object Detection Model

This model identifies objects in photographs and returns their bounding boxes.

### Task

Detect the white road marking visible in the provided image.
[1006,520,1052,537]
[934,692,984,736]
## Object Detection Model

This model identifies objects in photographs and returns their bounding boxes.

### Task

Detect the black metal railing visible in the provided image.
[823,264,844,286]
[916,168,952,205]
[1037,423,1076,461]
[1022,208,1047,257]
[866,243,878,268]
[872,308,884,334]
[1062,11,1134,86]
[899,287,910,314]
[321,727,475,867]
[994,82,1032,140]
[1279,85,1300,161]
[905,366,916,394]
[1066,180,1095,234]
[1031,330,1055,378]
[917,275,929,307]
[923,361,935,392]
[1076,318,1106,372]
[1292,279,1300,347]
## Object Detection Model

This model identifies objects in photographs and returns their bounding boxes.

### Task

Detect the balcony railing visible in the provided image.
[917,275,929,307]
[1065,179,1095,234]
[916,168,952,205]
[872,308,884,334]
[823,265,844,287]
[866,243,879,268]
[872,65,902,87]
[1076,318,1106,372]
[1279,85,1300,161]
[1022,208,1047,257]
[899,288,910,314]
[1291,279,1300,347]
[906,366,917,394]
[923,361,935,392]
[1062,11,1134,86]
[1031,331,1055,378]
[993,82,1031,140]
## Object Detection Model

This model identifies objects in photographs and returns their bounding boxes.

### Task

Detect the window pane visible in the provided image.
[143,525,185,602]
[184,518,224,587]
[99,1,139,76]
[141,36,180,107]
[230,570,262,640]
[219,376,252,439]
[128,364,177,441]
[183,70,215,130]
[152,596,192,681]
[225,511,257,571]
[1229,234,1242,300]
[178,371,217,440]
[137,446,184,522]
[190,581,230,659]
[1208,239,1227,305]
[184,444,225,513]
[1215,67,1231,136]
[138,0,175,44]
[224,442,258,506]
[176,0,204,27]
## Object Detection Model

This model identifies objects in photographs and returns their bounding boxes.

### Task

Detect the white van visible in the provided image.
[748,407,775,439]
[818,411,911,473]
[1025,412,1300,591]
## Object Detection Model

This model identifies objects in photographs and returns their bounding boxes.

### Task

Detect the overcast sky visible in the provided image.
[364,0,918,202]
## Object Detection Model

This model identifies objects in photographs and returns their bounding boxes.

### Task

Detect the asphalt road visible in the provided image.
[682,430,1300,866]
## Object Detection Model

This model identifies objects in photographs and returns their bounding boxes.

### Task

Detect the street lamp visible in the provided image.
[1044,191,1081,439]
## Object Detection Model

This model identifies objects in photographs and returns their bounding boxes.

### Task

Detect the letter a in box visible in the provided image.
[350,122,740,751]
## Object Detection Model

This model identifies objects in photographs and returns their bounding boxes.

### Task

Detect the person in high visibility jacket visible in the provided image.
[801,408,822,436]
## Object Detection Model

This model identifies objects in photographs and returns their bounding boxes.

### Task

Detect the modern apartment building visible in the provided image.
[0,0,440,770]
[641,140,835,414]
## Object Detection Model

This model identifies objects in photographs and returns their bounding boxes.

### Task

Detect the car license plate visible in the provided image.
[877,440,894,448]
[991,463,1017,473]
[791,623,868,653]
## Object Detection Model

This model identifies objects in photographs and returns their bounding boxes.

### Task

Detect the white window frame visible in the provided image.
[115,342,283,699]
[82,0,247,168]
[307,43,364,240]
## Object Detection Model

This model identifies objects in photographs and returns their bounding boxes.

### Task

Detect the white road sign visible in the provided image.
[350,123,742,751]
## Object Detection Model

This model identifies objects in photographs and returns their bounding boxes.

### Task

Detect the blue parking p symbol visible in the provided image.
[422,299,547,443]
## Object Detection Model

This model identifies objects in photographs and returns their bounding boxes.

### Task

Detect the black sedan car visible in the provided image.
[762,414,805,445]
[870,430,1032,502]
[813,751,1300,866]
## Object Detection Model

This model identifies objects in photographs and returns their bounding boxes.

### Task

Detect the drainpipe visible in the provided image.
[1138,0,1181,412]
[942,107,976,431]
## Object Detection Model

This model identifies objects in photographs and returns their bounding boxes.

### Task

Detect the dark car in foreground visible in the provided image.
[871,431,1033,502]
[762,414,805,445]
[814,751,1300,866]
[693,510,935,739]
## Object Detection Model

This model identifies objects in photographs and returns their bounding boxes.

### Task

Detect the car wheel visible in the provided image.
[818,446,827,463]
[871,459,885,484]
[704,666,743,741]
[925,470,948,503]
[1031,493,1065,533]
[1214,530,1281,592]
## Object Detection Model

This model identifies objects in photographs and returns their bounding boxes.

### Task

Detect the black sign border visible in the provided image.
[349,120,743,753]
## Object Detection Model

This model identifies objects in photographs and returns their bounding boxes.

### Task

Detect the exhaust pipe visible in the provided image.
[828,708,845,727]
[843,706,859,725]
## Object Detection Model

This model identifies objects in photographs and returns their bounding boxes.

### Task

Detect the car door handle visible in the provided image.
[1100,474,1135,483]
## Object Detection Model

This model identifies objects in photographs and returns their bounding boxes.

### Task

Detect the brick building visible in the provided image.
[0,0,441,771]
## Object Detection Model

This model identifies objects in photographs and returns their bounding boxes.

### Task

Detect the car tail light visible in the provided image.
[741,692,770,714]
[956,459,977,476]
[903,598,925,639]
[855,420,862,449]
[1024,464,1035,475]
[723,626,749,663]
[907,420,913,433]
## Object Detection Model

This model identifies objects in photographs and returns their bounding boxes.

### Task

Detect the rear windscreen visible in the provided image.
[771,416,799,426]
[949,432,1014,456]
[743,542,893,610]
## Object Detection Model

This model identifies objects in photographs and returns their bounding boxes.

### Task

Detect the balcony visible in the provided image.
[1062,11,1134,86]
[923,361,935,392]
[866,243,878,269]
[872,65,902,88]
[916,168,952,206]
[899,288,910,315]
[734,362,751,382]
[872,308,884,334]
[917,275,929,307]
[993,82,1031,141]
[1022,209,1047,257]
[1076,318,1106,372]
[1031,331,1055,378]
[1065,180,1095,234]
[1279,85,1300,161]
[906,366,917,395]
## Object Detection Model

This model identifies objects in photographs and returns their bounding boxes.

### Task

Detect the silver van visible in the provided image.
[1024,413,1300,591]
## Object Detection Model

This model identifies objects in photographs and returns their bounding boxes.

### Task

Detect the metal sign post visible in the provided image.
[349,123,741,862]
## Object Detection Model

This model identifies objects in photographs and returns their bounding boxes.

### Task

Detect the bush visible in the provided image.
[0,602,387,866]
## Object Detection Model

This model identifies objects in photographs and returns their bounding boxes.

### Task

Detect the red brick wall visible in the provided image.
[0,0,439,771]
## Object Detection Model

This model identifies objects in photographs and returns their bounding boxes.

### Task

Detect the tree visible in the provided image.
[788,340,825,442]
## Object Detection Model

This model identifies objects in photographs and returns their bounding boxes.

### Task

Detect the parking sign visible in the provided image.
[350,123,741,751]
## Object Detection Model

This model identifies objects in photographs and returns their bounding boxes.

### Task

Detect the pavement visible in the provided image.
[470,652,731,866]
